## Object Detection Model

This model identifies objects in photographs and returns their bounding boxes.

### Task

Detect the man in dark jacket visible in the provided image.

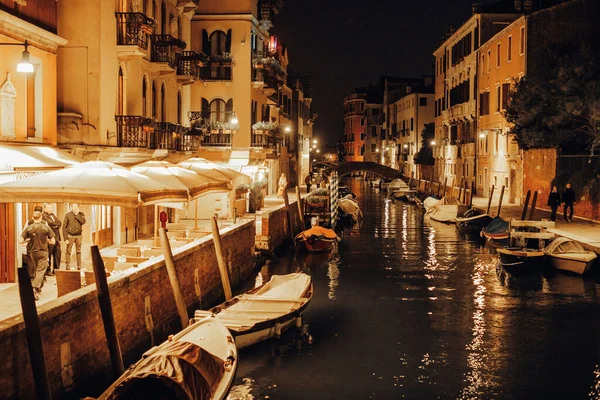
[562,183,576,222]
[42,203,61,275]
[21,206,55,300]
[63,203,86,270]
[547,186,561,222]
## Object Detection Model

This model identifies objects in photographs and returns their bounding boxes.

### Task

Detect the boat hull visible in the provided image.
[456,214,493,233]
[301,238,335,252]
[546,254,595,275]
[497,247,545,273]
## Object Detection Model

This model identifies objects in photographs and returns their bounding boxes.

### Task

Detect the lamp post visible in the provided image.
[0,40,34,72]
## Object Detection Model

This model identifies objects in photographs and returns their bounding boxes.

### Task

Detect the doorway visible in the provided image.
[0,203,15,283]
[92,205,113,248]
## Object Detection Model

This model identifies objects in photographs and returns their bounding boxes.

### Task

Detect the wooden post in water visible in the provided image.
[17,267,52,400]
[462,179,468,203]
[449,176,456,197]
[496,185,506,217]
[458,177,465,202]
[283,189,295,245]
[470,180,475,208]
[486,185,495,215]
[91,246,125,379]
[295,186,305,228]
[194,199,199,231]
[439,177,447,198]
[529,191,538,221]
[153,204,159,246]
[211,214,233,300]
[521,190,531,220]
[159,228,189,329]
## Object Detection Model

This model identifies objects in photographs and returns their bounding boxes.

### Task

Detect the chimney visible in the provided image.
[514,0,523,11]
[524,0,533,12]
[472,2,481,14]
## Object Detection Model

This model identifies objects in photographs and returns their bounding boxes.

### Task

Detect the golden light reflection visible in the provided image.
[327,256,340,300]
[459,259,490,399]
[424,228,439,273]
[589,365,600,399]
[401,206,408,255]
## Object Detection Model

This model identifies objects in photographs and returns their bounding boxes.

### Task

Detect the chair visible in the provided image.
[117,247,141,257]
[56,269,82,297]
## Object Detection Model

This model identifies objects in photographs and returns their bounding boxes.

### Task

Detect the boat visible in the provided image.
[481,216,509,244]
[422,196,439,212]
[380,179,392,190]
[456,208,493,234]
[338,195,362,224]
[387,179,415,198]
[295,225,340,252]
[195,273,313,349]
[497,247,545,273]
[425,196,469,223]
[543,237,598,275]
[97,315,237,400]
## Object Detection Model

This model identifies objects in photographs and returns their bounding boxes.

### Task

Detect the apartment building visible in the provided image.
[342,90,366,162]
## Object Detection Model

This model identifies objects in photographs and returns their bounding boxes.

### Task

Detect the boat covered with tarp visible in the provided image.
[456,208,493,233]
[195,273,313,349]
[338,195,362,224]
[295,225,340,252]
[482,216,509,243]
[543,237,598,275]
[98,315,236,400]
[425,196,469,223]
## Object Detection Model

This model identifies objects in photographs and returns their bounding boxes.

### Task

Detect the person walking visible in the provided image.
[42,203,61,275]
[562,183,576,222]
[547,186,561,222]
[278,173,288,198]
[63,203,86,270]
[21,206,55,300]
[305,174,312,193]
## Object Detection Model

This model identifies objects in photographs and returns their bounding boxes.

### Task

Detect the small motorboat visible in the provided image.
[543,237,598,275]
[425,196,469,223]
[387,179,415,199]
[482,216,509,244]
[338,195,362,224]
[497,247,545,273]
[195,273,313,349]
[97,315,237,400]
[295,225,340,252]
[456,208,493,234]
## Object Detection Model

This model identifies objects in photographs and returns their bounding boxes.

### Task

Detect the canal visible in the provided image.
[229,179,600,399]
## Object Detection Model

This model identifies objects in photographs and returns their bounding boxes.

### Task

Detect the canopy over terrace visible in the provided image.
[177,158,251,188]
[0,144,82,171]
[0,161,189,207]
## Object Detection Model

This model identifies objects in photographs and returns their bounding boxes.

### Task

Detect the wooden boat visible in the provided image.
[425,196,469,223]
[543,237,598,275]
[497,247,545,273]
[338,196,362,223]
[422,196,440,212]
[195,273,313,349]
[456,209,493,234]
[482,216,509,243]
[97,315,237,400]
[295,225,340,252]
[388,179,415,199]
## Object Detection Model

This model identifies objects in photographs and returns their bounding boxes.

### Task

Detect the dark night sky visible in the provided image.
[275,0,498,147]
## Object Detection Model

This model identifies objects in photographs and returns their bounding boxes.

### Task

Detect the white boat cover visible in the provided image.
[388,179,409,191]
[437,196,463,205]
[338,196,362,222]
[254,273,311,299]
[544,237,586,254]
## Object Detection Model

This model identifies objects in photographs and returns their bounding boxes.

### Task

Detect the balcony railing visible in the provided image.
[151,122,187,150]
[200,61,232,81]
[151,35,180,69]
[177,51,206,79]
[201,132,233,147]
[115,115,153,147]
[177,134,202,152]
[251,131,279,148]
[116,12,153,49]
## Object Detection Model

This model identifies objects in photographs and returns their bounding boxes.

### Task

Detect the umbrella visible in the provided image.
[0,161,189,208]
[177,158,251,188]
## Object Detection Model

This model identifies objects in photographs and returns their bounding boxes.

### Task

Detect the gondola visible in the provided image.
[295,225,340,252]
[497,247,545,273]
[456,208,493,234]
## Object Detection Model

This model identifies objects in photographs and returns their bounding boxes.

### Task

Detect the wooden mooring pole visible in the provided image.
[458,177,465,202]
[295,185,305,228]
[529,191,538,221]
[521,190,531,220]
[283,189,295,245]
[497,185,506,217]
[159,228,189,329]
[211,214,233,300]
[486,185,495,215]
[470,180,475,208]
[91,246,125,379]
[17,267,52,400]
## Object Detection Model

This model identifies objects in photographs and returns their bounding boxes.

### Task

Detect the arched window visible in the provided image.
[209,99,226,123]
[177,91,182,124]
[160,83,166,122]
[152,81,157,119]
[118,67,124,115]
[152,0,156,19]
[142,77,148,117]
[177,16,182,39]
[209,31,227,56]
[161,1,167,34]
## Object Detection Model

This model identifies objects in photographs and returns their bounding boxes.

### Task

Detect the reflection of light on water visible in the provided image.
[459,260,490,399]
[590,365,600,399]
[228,377,256,399]
[401,206,408,255]
[424,229,439,273]
[327,255,340,300]
[254,272,264,288]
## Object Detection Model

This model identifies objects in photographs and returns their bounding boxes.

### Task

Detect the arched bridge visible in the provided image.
[314,161,404,180]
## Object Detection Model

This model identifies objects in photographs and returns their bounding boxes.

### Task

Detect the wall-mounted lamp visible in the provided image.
[0,40,34,73]
[312,138,317,144]
[230,111,238,125]
[375,148,379,153]
[403,144,408,149]
[284,126,291,133]
[430,140,436,146]
[479,133,486,138]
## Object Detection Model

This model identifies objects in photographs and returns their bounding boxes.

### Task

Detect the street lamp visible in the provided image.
[313,138,317,144]
[284,126,291,133]
[430,140,436,146]
[229,111,238,125]
[0,40,34,73]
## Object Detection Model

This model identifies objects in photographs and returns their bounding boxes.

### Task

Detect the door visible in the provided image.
[0,203,15,283]
[92,205,113,249]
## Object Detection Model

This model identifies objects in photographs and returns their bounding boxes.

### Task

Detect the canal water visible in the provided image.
[229,179,600,400]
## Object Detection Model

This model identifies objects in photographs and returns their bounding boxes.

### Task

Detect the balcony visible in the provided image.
[177,134,202,152]
[116,13,153,58]
[151,35,184,73]
[200,60,232,81]
[115,116,153,148]
[201,132,233,147]
[251,131,279,148]
[177,51,206,85]
[150,123,188,150]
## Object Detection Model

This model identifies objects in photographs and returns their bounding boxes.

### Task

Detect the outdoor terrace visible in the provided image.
[115,12,152,50]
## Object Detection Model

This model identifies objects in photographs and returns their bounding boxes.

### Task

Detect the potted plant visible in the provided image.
[140,17,156,35]
[249,180,266,212]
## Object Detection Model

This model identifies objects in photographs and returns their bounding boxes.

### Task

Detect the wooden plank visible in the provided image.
[509,232,555,239]
[510,220,555,228]
[239,295,305,303]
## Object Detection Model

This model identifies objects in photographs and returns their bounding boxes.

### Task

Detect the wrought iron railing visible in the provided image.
[177,134,202,152]
[115,115,153,147]
[150,122,187,150]
[116,12,153,49]
[251,131,279,148]
[150,34,179,69]
[201,133,233,147]
[177,51,206,78]
[200,61,232,81]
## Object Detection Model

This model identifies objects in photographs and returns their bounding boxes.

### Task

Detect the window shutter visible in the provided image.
[225,29,232,53]
[201,98,210,120]
[202,29,210,54]
[226,98,234,112]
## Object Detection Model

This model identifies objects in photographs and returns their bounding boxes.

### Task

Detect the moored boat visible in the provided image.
[482,216,509,244]
[543,237,598,275]
[295,225,340,252]
[195,273,313,349]
[425,196,469,223]
[497,247,545,273]
[456,208,493,234]
[338,195,362,224]
[97,315,237,400]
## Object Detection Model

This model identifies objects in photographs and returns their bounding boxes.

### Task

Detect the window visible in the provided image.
[496,86,501,112]
[117,67,124,115]
[371,143,376,152]
[481,54,485,74]
[501,83,510,110]
[495,131,499,154]
[507,36,512,62]
[371,126,377,136]
[419,97,427,106]
[410,118,414,131]
[152,81,157,119]
[479,92,490,116]
[520,26,525,55]
[496,43,501,67]
[210,31,227,56]
[360,102,364,111]
[487,50,491,72]
[479,174,482,185]
[142,77,148,117]
[360,118,364,126]
[177,91,182,124]
[210,99,226,122]
[160,83,166,122]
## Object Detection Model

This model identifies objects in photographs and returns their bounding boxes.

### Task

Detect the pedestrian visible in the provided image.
[20,206,55,300]
[42,203,61,275]
[278,173,288,198]
[562,183,576,222]
[547,186,561,222]
[25,213,48,279]
[305,174,312,193]
[63,203,86,270]
[159,209,168,230]
[320,173,329,189]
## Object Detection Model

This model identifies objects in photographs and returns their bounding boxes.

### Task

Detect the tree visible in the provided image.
[414,123,435,165]
[504,42,600,154]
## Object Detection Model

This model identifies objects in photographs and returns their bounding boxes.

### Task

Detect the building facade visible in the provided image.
[342,90,366,162]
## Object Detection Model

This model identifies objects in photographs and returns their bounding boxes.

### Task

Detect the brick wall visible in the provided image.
[256,199,304,251]
[0,220,256,399]
[522,148,557,212]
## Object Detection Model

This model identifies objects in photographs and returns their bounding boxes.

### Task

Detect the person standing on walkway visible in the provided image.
[278,173,288,198]
[305,174,312,193]
[42,203,61,275]
[21,206,55,300]
[547,186,561,222]
[562,183,576,222]
[63,203,86,270]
